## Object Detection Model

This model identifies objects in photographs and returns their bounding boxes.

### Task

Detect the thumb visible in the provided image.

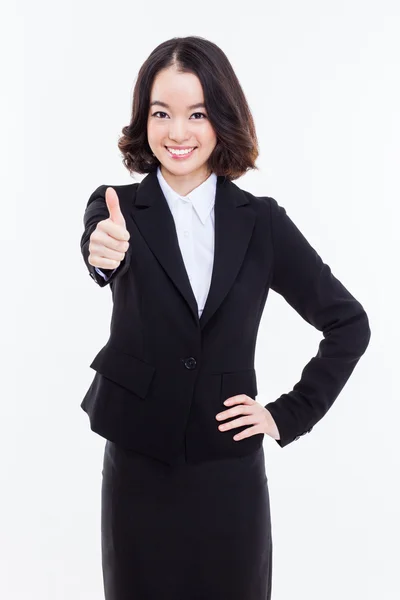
[105,187,125,226]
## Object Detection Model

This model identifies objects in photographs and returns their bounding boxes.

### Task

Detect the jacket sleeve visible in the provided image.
[80,185,132,287]
[95,267,118,280]
[264,197,371,447]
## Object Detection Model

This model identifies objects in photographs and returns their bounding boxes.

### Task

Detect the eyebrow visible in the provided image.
[150,100,206,110]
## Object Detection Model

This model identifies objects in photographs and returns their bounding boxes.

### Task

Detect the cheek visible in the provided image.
[147,119,166,139]
[198,124,217,147]
[147,123,159,142]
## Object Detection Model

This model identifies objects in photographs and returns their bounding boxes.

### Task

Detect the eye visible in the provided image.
[151,111,207,120]
[152,111,168,118]
[190,112,207,119]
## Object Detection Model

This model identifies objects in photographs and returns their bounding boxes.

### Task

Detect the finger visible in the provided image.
[105,187,126,227]
[223,394,254,406]
[88,254,122,270]
[98,218,130,242]
[233,425,264,441]
[215,403,253,422]
[90,239,127,264]
[95,227,130,252]
[217,414,258,432]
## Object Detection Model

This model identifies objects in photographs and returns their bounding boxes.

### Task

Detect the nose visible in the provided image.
[168,118,192,143]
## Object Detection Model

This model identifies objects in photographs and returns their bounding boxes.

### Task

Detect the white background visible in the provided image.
[3,0,399,598]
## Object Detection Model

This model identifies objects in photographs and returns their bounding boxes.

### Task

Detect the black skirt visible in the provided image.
[101,440,272,600]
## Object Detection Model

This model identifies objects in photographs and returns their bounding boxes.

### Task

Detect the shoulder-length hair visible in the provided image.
[118,36,260,181]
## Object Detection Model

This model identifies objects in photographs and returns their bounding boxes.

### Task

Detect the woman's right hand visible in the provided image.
[88,187,130,270]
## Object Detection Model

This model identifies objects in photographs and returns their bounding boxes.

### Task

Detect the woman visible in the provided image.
[80,36,371,600]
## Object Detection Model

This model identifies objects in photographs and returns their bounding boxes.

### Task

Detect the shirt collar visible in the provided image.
[156,165,217,225]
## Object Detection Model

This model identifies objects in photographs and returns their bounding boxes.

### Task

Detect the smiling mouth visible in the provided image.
[165,146,198,157]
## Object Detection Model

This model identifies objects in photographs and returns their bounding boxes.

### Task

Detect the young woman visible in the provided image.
[80,36,371,600]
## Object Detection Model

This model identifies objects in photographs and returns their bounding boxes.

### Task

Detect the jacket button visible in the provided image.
[183,357,197,370]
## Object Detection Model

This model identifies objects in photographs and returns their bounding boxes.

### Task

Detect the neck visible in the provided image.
[160,165,211,196]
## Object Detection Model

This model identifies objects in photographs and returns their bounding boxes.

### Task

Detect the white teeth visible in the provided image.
[167,147,195,155]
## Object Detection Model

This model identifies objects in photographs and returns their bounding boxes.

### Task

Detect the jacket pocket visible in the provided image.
[220,369,258,404]
[89,344,156,399]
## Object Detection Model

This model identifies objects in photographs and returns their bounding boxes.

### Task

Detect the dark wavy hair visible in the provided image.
[117,36,260,181]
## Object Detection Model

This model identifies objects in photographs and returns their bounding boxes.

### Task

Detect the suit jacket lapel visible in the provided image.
[131,169,256,330]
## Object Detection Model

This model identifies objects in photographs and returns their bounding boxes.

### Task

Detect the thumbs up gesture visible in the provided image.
[88,187,130,270]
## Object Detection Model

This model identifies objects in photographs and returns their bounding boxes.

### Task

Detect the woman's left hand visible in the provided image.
[215,394,281,441]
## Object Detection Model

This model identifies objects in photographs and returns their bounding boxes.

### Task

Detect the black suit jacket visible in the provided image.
[80,169,371,465]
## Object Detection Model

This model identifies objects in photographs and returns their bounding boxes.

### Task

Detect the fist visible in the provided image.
[88,187,130,270]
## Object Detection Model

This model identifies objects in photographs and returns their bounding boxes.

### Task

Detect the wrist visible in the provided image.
[264,408,280,440]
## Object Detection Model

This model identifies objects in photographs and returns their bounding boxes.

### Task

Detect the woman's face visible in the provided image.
[147,66,217,186]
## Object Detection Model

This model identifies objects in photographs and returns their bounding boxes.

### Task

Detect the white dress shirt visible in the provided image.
[96,166,218,318]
